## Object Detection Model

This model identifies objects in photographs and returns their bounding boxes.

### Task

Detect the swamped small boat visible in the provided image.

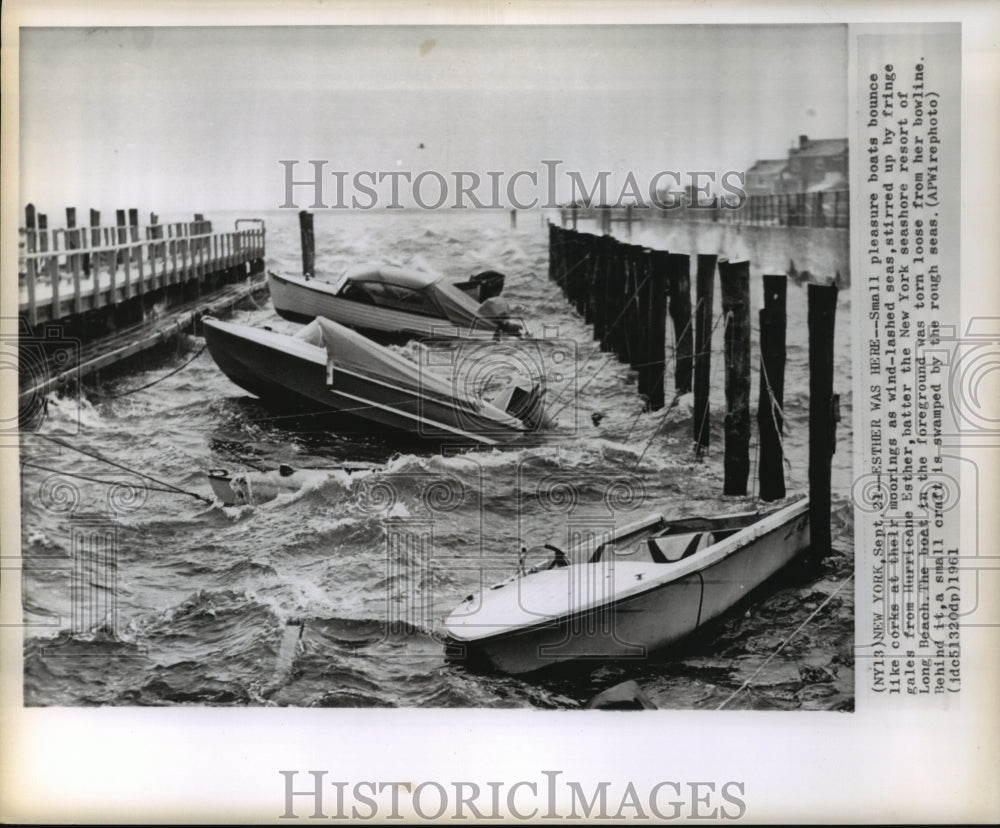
[268,265,520,342]
[202,315,547,446]
[443,497,811,674]
[205,462,377,506]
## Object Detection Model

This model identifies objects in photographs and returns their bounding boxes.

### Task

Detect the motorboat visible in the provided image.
[202,315,547,446]
[443,497,811,674]
[268,265,521,341]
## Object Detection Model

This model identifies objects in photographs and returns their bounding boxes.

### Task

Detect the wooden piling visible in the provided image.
[89,209,100,279]
[128,208,140,269]
[600,237,620,353]
[757,273,787,501]
[622,245,638,365]
[613,240,631,360]
[667,253,693,395]
[576,232,592,320]
[66,207,83,314]
[38,214,48,253]
[646,250,670,411]
[718,259,751,496]
[635,247,654,397]
[25,205,37,324]
[25,204,37,252]
[115,209,126,266]
[693,253,717,454]
[591,234,610,344]
[581,232,593,318]
[808,281,839,560]
[299,210,315,279]
[565,230,579,306]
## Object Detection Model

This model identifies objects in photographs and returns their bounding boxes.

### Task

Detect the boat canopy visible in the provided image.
[339,264,506,331]
[342,264,440,291]
[297,317,481,406]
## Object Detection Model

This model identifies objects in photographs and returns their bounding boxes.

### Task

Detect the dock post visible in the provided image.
[547,222,555,283]
[115,209,126,267]
[808,282,839,559]
[553,226,567,293]
[580,234,595,323]
[128,208,139,266]
[38,213,48,253]
[757,273,787,501]
[718,259,751,496]
[25,205,37,325]
[693,253,717,455]
[611,240,629,360]
[66,207,83,315]
[635,247,653,397]
[25,204,36,252]
[667,253,693,394]
[590,234,606,343]
[620,245,637,365]
[564,230,577,305]
[299,210,315,279]
[646,250,669,410]
[510,209,517,229]
[88,209,100,285]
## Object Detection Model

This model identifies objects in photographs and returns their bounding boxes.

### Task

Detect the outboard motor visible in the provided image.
[476,296,522,336]
[454,269,506,302]
[469,270,506,301]
[491,381,549,432]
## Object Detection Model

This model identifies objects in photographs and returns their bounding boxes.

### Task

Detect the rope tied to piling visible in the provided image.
[757,347,794,461]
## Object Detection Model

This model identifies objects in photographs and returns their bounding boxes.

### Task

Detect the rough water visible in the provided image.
[20,209,854,710]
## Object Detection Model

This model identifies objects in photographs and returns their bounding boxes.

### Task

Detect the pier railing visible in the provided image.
[18,216,266,326]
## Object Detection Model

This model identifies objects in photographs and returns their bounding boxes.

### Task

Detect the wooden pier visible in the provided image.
[17,206,267,418]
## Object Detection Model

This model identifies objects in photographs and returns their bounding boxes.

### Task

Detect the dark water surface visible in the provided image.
[21,209,854,709]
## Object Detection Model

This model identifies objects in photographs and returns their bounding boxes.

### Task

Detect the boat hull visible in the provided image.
[446,500,811,674]
[202,318,524,445]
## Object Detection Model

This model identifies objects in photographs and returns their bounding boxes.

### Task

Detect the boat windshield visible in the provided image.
[590,532,710,564]
[338,265,506,331]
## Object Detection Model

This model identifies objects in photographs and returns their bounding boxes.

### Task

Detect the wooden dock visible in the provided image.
[16,206,268,420]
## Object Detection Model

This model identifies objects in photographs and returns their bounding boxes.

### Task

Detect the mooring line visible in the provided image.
[33,433,213,504]
[715,572,854,711]
[102,344,207,400]
[21,461,206,499]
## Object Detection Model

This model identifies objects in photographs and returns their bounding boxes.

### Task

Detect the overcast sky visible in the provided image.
[19,24,846,217]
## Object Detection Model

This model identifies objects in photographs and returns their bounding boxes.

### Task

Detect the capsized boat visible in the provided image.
[202,316,547,446]
[206,462,377,506]
[268,265,521,341]
[443,497,811,674]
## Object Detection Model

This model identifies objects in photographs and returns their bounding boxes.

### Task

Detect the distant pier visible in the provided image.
[17,205,267,419]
